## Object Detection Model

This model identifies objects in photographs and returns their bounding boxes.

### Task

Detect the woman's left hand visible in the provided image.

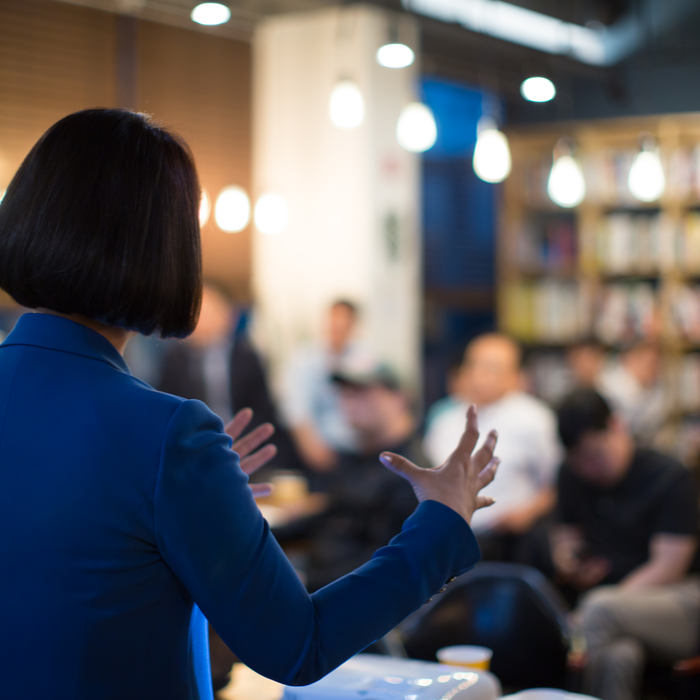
[225,408,277,499]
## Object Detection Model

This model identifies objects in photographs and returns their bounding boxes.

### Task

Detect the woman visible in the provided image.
[0,109,499,700]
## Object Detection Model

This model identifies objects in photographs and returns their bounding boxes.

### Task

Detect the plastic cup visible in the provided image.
[512,691,588,700]
[436,645,493,671]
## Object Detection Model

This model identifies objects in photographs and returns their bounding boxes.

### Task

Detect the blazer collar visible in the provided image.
[2,313,131,374]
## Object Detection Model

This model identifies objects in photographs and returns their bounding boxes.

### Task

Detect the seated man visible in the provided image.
[598,341,669,446]
[424,333,561,561]
[553,389,700,700]
[276,361,423,592]
[279,300,364,474]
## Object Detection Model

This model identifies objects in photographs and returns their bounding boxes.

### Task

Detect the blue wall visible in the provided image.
[422,78,497,290]
[421,78,500,410]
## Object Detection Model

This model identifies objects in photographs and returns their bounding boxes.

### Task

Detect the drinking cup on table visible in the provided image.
[510,690,595,700]
[437,645,493,671]
[271,473,309,506]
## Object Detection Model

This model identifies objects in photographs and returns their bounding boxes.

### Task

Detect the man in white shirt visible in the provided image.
[280,300,365,473]
[424,333,562,559]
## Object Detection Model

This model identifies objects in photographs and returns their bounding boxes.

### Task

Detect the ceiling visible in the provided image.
[54,0,700,122]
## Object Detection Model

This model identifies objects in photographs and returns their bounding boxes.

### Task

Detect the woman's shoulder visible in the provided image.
[121,374,223,437]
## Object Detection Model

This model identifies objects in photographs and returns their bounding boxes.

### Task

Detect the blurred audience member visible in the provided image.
[158,280,301,469]
[424,333,561,561]
[525,340,606,407]
[567,340,606,389]
[276,361,421,591]
[553,389,700,700]
[158,282,279,429]
[280,300,365,473]
[598,342,668,445]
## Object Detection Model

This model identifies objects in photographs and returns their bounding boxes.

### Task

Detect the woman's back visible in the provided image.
[0,313,206,698]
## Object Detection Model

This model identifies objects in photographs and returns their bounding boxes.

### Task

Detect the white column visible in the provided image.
[251,4,422,393]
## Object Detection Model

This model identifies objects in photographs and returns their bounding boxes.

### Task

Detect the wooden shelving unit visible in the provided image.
[499,113,700,463]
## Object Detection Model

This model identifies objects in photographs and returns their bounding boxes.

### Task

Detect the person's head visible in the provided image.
[459,333,522,406]
[557,388,634,488]
[566,340,606,387]
[333,366,413,450]
[326,300,358,353]
[621,341,661,388]
[0,108,202,338]
[188,280,236,348]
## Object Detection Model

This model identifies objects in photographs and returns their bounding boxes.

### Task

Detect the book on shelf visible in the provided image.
[503,280,661,345]
[502,280,590,343]
[513,216,577,273]
[665,145,700,201]
[669,284,700,343]
[674,353,700,411]
[595,282,659,345]
[677,212,700,273]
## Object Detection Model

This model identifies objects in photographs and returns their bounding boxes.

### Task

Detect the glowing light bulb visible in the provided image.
[214,186,250,233]
[254,193,288,235]
[376,43,415,68]
[191,3,231,26]
[629,149,665,202]
[329,80,364,129]
[396,102,437,153]
[473,118,512,183]
[199,190,211,227]
[548,154,586,208]
[521,77,556,102]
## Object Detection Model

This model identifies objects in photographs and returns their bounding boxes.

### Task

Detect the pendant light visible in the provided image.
[548,137,586,208]
[473,116,512,183]
[628,134,665,203]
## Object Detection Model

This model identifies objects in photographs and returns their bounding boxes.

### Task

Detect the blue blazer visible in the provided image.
[0,313,480,700]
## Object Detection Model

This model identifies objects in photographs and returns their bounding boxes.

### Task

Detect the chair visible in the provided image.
[398,562,572,692]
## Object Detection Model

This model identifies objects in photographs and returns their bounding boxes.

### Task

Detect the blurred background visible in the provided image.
[2,0,700,464]
[1,0,700,465]
[6,2,700,697]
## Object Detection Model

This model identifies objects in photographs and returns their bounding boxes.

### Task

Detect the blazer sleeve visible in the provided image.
[154,399,480,686]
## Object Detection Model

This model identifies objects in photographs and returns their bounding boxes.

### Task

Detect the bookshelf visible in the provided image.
[499,113,700,464]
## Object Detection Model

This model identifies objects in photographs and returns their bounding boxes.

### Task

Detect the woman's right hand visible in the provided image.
[379,405,499,525]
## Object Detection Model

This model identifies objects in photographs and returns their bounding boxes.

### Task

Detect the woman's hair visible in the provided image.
[0,108,202,338]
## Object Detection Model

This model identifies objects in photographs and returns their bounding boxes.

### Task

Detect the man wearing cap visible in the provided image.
[275,359,425,591]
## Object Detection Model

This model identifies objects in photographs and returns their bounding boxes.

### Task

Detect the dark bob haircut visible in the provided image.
[0,108,202,338]
[557,388,613,449]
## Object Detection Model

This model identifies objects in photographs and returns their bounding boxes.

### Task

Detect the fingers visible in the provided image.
[224,408,254,442]
[240,443,278,475]
[477,457,500,490]
[232,422,275,458]
[475,495,496,511]
[250,482,273,499]
[450,405,480,465]
[379,452,423,483]
[471,430,498,472]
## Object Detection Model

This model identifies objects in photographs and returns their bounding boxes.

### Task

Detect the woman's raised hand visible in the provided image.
[379,405,499,525]
[225,408,277,499]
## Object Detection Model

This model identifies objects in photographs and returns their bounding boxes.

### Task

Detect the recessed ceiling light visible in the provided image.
[520,77,556,102]
[376,43,415,68]
[191,3,231,26]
